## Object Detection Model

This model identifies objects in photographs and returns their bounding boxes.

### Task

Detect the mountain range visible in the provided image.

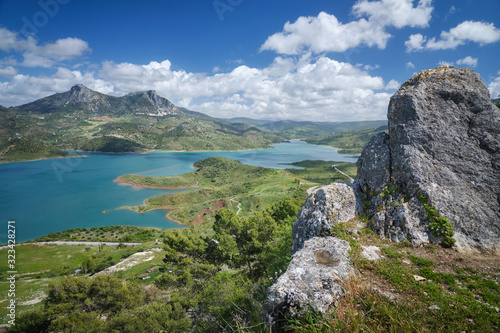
[11,84,180,117]
[0,85,388,162]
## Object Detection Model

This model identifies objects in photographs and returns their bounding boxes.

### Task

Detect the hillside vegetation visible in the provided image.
[0,138,74,163]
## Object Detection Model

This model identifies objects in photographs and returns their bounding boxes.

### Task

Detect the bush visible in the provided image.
[109,301,191,333]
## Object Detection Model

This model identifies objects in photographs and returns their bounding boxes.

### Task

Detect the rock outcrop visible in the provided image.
[265,66,500,324]
[358,66,500,253]
[266,237,353,321]
[291,182,363,253]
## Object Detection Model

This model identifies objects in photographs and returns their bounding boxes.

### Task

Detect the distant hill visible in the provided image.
[225,118,387,139]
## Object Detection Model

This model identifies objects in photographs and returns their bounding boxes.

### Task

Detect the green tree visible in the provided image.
[213,209,277,279]
[266,196,302,223]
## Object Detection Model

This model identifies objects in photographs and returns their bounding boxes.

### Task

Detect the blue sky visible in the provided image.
[0,0,499,121]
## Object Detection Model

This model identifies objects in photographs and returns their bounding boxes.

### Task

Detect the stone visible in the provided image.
[291,182,363,253]
[358,67,500,254]
[429,305,440,310]
[357,131,391,193]
[266,237,353,322]
[361,245,381,261]
[413,275,427,282]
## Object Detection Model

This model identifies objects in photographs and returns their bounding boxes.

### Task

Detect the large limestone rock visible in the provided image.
[266,237,353,322]
[358,67,500,253]
[292,182,363,253]
[356,132,391,192]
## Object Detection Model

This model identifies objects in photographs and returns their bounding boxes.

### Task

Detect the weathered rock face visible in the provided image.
[291,182,363,253]
[356,132,391,192]
[266,237,353,322]
[67,84,101,104]
[358,67,500,253]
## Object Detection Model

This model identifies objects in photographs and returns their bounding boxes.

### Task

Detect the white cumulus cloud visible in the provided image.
[436,56,478,69]
[456,56,478,68]
[352,0,433,29]
[406,21,500,51]
[261,0,433,55]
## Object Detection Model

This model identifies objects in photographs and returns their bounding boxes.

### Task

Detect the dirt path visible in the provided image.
[230,198,242,215]
[92,248,162,277]
[332,164,354,183]
[258,184,280,194]
[307,185,320,194]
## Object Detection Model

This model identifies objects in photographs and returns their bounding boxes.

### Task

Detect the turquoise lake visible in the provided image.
[0,141,358,243]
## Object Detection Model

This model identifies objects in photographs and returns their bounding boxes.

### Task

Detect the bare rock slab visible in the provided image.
[266,237,353,321]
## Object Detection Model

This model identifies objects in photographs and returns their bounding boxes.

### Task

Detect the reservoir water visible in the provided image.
[0,141,358,243]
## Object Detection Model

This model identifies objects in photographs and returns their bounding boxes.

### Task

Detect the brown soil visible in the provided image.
[190,200,226,226]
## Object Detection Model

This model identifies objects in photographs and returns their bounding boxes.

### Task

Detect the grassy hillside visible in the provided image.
[116,157,357,225]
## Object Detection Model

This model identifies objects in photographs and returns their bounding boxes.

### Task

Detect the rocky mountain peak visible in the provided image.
[125,89,179,116]
[67,84,101,104]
